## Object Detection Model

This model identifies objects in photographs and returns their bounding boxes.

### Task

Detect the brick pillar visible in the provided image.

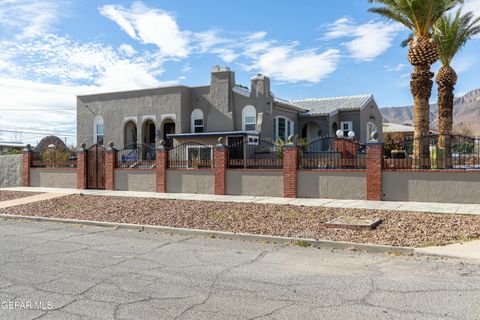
[156,145,168,193]
[22,145,33,187]
[77,145,87,190]
[366,142,383,201]
[105,145,117,191]
[283,144,298,198]
[214,142,228,195]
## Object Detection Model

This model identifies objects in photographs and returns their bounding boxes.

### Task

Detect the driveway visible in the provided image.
[0,220,479,320]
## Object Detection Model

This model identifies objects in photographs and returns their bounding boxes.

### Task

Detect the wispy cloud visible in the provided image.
[384,63,407,72]
[324,18,403,61]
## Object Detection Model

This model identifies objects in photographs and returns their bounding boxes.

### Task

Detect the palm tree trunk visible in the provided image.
[410,64,433,169]
[437,82,454,168]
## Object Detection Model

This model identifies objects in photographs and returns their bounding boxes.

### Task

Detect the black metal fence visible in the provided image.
[383,134,480,170]
[228,138,283,169]
[31,149,77,168]
[168,142,213,169]
[116,144,156,168]
[299,137,366,169]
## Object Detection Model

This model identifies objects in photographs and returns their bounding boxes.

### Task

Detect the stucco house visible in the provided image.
[76,66,383,150]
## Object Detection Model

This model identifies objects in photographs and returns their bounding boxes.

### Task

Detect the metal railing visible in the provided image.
[168,142,213,169]
[116,144,156,168]
[228,138,283,169]
[31,149,77,168]
[299,137,366,169]
[383,134,480,170]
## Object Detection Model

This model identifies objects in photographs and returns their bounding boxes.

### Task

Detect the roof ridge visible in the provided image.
[292,94,372,103]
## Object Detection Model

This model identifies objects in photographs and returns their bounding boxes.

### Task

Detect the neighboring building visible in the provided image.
[383,122,437,140]
[77,66,383,149]
[0,141,25,155]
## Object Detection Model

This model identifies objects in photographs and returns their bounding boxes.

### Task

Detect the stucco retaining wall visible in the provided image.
[0,155,22,188]
[226,170,283,197]
[166,170,215,194]
[382,171,480,204]
[297,171,366,199]
[30,169,77,188]
[114,169,156,192]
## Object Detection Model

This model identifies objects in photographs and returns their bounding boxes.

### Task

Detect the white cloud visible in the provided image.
[118,44,137,57]
[0,0,67,38]
[463,0,480,12]
[325,18,402,61]
[99,2,190,58]
[250,46,340,83]
[385,63,407,72]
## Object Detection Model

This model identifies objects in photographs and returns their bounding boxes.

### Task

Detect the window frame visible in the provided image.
[242,105,257,132]
[366,122,377,141]
[93,115,104,145]
[274,116,294,142]
[186,145,213,168]
[191,109,204,133]
[340,121,353,138]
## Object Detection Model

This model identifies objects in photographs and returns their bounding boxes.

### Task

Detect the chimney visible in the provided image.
[250,73,270,98]
[210,65,235,113]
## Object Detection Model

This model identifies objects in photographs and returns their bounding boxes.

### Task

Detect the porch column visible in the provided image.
[156,141,168,193]
[283,138,298,198]
[214,138,228,196]
[22,145,33,187]
[366,142,383,201]
[105,143,117,191]
[77,144,87,190]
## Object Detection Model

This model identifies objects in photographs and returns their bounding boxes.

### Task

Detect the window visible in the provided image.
[242,105,257,131]
[187,145,212,168]
[274,117,294,141]
[340,121,352,138]
[191,109,204,133]
[94,116,104,145]
[367,122,378,141]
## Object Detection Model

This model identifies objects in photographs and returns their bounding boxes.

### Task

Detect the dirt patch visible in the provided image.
[0,191,40,202]
[1,194,479,247]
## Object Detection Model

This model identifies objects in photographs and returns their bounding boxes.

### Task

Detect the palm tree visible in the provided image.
[433,10,480,167]
[368,0,462,168]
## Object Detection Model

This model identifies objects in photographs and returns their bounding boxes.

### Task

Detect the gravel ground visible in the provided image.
[1,194,480,247]
[0,191,39,202]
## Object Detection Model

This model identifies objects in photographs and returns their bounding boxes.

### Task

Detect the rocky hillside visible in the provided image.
[381,88,480,136]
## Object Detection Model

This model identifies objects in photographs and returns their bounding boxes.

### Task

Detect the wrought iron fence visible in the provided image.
[31,149,77,168]
[168,142,213,169]
[299,137,366,169]
[116,144,156,168]
[228,138,283,169]
[383,134,480,170]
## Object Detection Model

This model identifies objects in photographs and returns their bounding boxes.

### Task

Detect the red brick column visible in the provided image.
[214,144,228,195]
[77,145,87,190]
[105,146,117,191]
[156,146,168,193]
[22,146,33,187]
[366,143,383,201]
[283,144,298,198]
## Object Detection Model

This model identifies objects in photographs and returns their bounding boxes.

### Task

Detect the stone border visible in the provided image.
[0,213,414,255]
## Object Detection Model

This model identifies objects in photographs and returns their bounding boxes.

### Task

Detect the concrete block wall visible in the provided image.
[0,155,23,188]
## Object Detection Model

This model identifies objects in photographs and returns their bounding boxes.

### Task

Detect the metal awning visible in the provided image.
[167,131,259,138]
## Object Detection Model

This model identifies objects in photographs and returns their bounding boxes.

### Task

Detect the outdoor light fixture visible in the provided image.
[348,131,355,139]
[336,130,344,138]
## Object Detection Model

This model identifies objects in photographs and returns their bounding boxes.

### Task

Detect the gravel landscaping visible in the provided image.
[1,194,480,247]
[0,191,39,202]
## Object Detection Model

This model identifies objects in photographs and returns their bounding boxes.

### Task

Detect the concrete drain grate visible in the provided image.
[325,216,382,230]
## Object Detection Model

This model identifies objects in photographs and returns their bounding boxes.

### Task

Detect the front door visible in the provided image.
[87,144,105,189]
[163,122,175,148]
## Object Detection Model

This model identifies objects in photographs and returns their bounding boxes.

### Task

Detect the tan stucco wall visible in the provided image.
[226,170,283,197]
[383,171,480,204]
[30,169,76,188]
[166,170,215,194]
[297,171,366,199]
[114,169,156,192]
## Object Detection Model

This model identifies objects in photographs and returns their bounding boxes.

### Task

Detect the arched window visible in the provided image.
[242,105,257,131]
[274,116,294,142]
[93,115,104,145]
[191,109,204,133]
[367,122,378,141]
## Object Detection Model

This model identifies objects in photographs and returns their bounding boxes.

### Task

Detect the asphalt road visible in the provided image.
[0,220,479,320]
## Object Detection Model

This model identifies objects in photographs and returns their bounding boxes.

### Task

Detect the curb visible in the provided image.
[0,213,415,255]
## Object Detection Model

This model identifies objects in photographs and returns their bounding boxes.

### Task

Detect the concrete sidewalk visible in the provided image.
[2,186,480,215]
[0,192,68,209]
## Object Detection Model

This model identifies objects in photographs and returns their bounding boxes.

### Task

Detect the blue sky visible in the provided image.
[0,0,479,144]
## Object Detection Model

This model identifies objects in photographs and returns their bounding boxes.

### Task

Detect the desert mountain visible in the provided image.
[381,88,480,136]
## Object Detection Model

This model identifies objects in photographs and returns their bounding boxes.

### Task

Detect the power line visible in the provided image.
[0,129,76,136]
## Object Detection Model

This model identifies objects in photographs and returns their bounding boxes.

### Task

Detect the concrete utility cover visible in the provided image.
[325,216,382,230]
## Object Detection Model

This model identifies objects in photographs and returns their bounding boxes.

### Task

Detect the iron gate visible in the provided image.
[87,144,105,189]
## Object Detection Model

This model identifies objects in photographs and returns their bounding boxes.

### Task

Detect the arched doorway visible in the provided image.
[331,122,338,136]
[162,119,176,148]
[124,121,137,148]
[142,119,156,147]
[301,122,321,141]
